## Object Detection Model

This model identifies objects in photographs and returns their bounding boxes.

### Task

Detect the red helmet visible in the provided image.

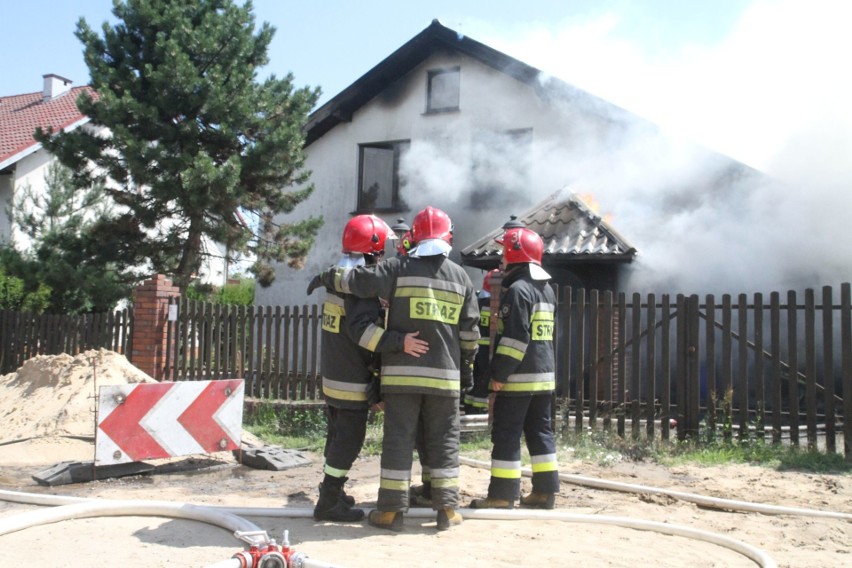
[411,206,453,245]
[482,268,500,293]
[496,226,544,265]
[342,215,393,255]
[397,230,415,256]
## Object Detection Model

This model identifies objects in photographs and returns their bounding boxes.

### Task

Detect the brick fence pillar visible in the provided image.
[130,274,180,381]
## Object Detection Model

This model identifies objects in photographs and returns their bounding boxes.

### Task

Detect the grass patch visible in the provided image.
[244,402,851,475]
[243,402,383,453]
[243,402,328,451]
[558,427,851,474]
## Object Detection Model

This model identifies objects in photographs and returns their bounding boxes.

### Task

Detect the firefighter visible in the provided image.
[394,226,434,507]
[464,268,501,414]
[309,206,479,531]
[469,224,560,510]
[311,214,429,522]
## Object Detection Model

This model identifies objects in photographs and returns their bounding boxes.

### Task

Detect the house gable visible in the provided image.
[305,19,635,148]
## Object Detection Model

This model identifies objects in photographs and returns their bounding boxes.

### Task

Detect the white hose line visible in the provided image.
[0,497,264,543]
[0,491,777,568]
[459,457,852,521]
[0,490,344,568]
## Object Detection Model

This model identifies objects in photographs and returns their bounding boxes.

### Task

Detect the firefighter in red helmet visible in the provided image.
[470,220,560,510]
[464,268,501,414]
[310,205,479,531]
[311,214,428,522]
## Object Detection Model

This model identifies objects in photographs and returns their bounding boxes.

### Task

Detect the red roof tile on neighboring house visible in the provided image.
[0,86,95,166]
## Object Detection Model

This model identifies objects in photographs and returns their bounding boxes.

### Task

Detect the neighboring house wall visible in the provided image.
[1,78,236,288]
[256,48,613,307]
[1,148,54,249]
[0,173,12,242]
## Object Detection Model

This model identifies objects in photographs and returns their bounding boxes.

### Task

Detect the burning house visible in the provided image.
[255,19,764,307]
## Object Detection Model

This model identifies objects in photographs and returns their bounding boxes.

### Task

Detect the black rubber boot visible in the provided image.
[337,476,356,506]
[321,474,355,506]
[313,481,365,522]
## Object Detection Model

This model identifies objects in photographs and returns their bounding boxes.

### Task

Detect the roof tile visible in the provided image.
[461,188,638,268]
[0,86,94,165]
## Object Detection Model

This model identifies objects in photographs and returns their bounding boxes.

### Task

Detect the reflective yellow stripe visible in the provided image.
[322,378,369,401]
[382,375,460,391]
[380,478,409,491]
[496,344,525,360]
[465,398,488,408]
[491,467,522,479]
[501,380,555,392]
[359,323,384,351]
[324,464,350,477]
[460,339,478,350]
[431,477,459,489]
[477,338,491,345]
[531,460,558,473]
[479,311,491,327]
[323,385,368,401]
[395,286,464,304]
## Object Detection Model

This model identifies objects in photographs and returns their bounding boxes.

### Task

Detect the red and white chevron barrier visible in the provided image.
[95,379,244,465]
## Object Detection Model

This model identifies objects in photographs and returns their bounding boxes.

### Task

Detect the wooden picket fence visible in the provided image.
[0,308,132,374]
[163,297,321,401]
[558,285,851,457]
[2,283,849,457]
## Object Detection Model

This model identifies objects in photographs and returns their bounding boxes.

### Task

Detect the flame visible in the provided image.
[578,193,601,214]
[578,193,614,224]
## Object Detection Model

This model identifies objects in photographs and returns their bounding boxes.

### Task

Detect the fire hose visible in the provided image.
[4,452,851,568]
[0,487,782,568]
[0,489,340,568]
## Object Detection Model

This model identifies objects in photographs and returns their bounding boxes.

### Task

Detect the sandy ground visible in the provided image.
[0,351,849,567]
[0,436,849,568]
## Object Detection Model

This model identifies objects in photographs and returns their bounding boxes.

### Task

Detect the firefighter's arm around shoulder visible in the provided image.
[345,295,402,353]
[345,295,429,358]
[311,258,397,300]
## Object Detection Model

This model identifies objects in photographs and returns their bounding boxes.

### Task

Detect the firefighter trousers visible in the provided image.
[377,393,460,511]
[322,406,368,479]
[487,393,559,501]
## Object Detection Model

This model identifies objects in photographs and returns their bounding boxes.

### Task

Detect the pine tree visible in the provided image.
[37,0,322,289]
[4,162,131,313]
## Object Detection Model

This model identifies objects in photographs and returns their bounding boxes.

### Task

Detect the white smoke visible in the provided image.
[447,0,852,296]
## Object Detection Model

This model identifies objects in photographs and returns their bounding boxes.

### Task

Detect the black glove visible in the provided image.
[460,358,474,390]
[366,370,382,406]
[306,274,323,295]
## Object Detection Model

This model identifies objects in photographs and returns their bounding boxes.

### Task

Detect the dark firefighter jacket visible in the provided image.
[320,254,480,396]
[490,265,556,396]
[320,289,405,409]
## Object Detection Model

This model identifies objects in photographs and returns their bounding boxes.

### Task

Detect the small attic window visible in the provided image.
[426,67,460,113]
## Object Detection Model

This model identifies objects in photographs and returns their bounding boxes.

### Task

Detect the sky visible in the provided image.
[2,0,848,173]
[2,0,851,293]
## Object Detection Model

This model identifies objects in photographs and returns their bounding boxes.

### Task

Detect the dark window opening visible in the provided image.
[357,140,410,213]
[427,67,460,113]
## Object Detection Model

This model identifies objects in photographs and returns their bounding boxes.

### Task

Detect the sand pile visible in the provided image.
[0,349,155,443]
